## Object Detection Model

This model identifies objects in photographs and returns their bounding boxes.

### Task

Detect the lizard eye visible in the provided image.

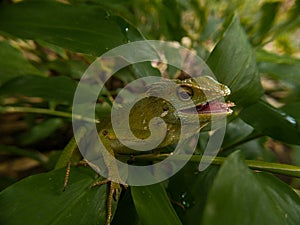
[177,86,193,101]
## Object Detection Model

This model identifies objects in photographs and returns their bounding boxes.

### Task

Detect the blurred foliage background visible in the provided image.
[0,0,300,225]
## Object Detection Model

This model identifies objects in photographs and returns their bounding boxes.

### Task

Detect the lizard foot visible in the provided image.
[63,162,71,192]
[92,179,122,225]
[63,160,89,191]
[63,161,124,225]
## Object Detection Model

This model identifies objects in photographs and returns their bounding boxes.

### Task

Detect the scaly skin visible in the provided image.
[95,76,234,225]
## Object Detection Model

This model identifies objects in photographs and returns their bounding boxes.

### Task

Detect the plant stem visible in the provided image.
[131,154,300,178]
[0,106,99,123]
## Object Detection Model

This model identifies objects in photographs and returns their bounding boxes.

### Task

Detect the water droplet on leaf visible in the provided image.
[180,191,195,209]
[105,11,111,20]
[285,115,297,126]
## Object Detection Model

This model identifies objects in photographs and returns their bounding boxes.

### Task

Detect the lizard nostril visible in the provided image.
[102,130,108,136]
[162,104,169,112]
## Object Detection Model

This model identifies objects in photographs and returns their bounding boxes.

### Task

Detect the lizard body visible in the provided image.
[61,76,234,225]
[98,76,233,154]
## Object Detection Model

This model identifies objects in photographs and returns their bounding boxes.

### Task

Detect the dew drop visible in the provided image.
[285,115,297,126]
[105,11,111,20]
[180,191,195,209]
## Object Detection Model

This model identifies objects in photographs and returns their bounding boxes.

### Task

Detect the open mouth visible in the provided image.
[180,100,235,115]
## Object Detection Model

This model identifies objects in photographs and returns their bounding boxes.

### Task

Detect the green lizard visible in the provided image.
[98,76,233,154]
[58,75,234,225]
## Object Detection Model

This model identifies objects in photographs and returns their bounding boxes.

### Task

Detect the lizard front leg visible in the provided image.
[58,127,123,225]
[94,129,124,225]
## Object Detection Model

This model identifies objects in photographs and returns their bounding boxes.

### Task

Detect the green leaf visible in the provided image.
[157,0,186,41]
[252,1,280,45]
[131,183,182,225]
[256,49,300,65]
[68,0,135,24]
[167,163,219,225]
[111,190,140,225]
[202,151,300,225]
[221,117,254,150]
[132,62,161,78]
[47,59,89,79]
[0,176,15,192]
[257,52,300,84]
[0,0,129,56]
[268,0,300,41]
[207,16,263,106]
[220,117,276,161]
[0,167,114,225]
[239,99,300,145]
[256,50,300,102]
[281,102,300,123]
[0,41,43,85]
[19,118,64,146]
[0,75,77,104]
[0,145,46,164]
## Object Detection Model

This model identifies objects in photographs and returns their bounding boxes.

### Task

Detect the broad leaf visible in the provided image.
[111,190,140,225]
[167,163,219,225]
[281,102,300,123]
[221,117,254,150]
[131,183,182,225]
[0,167,115,225]
[202,151,300,225]
[0,0,130,56]
[68,0,135,23]
[219,117,276,161]
[239,99,300,145]
[207,16,263,106]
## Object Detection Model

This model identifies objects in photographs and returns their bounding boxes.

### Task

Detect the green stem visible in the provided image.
[131,154,300,178]
[0,106,99,123]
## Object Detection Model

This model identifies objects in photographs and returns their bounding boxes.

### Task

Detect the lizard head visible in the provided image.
[146,76,234,127]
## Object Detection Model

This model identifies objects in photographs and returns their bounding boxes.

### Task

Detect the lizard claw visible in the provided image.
[92,179,122,225]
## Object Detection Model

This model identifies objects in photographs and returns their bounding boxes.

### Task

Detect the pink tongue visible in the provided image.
[197,100,229,113]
